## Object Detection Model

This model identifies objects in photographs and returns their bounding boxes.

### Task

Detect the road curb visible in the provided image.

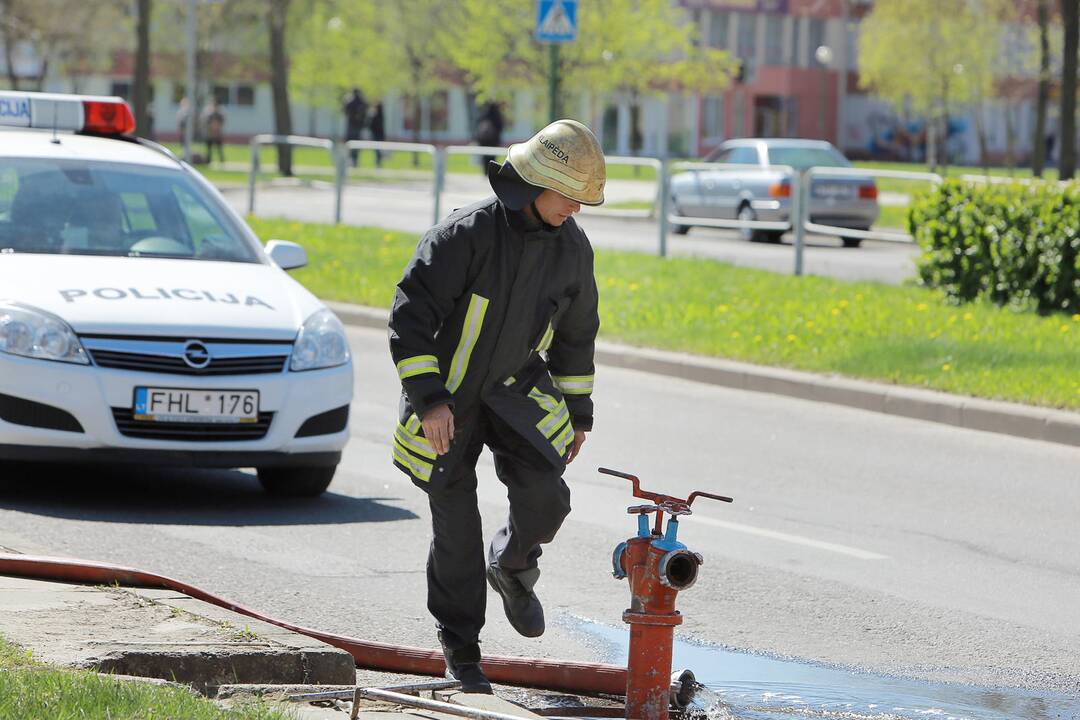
[329,301,1080,449]
[0,573,356,690]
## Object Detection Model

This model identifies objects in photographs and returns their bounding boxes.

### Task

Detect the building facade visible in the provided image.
[3,0,1049,166]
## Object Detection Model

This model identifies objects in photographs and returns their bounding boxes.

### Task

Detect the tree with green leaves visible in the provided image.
[289,0,455,163]
[859,0,997,171]
[446,0,735,147]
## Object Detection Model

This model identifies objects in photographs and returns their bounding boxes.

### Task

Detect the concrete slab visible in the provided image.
[0,573,355,689]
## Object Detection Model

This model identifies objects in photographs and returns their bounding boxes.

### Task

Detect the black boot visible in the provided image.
[439,632,493,694]
[486,564,544,638]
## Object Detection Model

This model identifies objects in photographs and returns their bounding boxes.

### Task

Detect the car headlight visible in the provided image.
[290,309,350,372]
[0,302,89,365]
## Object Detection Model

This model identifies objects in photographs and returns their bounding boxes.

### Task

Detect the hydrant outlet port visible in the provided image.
[612,542,628,579]
[658,549,701,590]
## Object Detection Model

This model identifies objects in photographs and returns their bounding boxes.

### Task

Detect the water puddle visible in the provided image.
[577,621,1079,720]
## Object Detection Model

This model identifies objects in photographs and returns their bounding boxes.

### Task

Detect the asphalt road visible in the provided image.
[1,326,1077,702]
[222,176,919,285]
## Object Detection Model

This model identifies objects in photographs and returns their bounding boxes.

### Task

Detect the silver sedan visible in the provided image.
[669,139,880,248]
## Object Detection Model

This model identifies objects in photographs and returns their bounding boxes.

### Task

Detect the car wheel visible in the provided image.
[257,466,336,497]
[763,231,784,244]
[670,199,691,235]
[737,204,763,242]
[842,237,863,248]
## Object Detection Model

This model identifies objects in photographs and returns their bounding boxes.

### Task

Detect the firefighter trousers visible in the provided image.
[424,404,571,649]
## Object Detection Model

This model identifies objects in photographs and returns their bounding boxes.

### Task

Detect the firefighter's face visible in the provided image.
[534,189,581,226]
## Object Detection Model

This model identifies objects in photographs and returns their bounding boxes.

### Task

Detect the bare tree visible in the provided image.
[1060,0,1078,179]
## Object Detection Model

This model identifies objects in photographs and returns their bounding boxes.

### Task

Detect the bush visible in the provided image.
[910,180,1080,315]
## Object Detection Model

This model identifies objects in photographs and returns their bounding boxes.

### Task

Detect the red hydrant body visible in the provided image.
[602,468,733,720]
[621,537,685,720]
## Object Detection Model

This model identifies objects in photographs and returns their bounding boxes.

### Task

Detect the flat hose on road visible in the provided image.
[0,553,627,695]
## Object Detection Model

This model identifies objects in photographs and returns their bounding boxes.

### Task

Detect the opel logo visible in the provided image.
[182,340,211,369]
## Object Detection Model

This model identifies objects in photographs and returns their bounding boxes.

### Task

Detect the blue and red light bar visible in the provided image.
[0,91,135,136]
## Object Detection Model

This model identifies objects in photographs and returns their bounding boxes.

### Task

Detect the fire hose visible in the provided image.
[0,552,625,696]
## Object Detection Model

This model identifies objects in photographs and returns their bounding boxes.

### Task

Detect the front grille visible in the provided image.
[90,350,287,376]
[111,408,273,442]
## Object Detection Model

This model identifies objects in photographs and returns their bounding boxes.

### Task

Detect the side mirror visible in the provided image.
[265,239,308,271]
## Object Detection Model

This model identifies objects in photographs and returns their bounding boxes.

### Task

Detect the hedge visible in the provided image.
[910,180,1080,315]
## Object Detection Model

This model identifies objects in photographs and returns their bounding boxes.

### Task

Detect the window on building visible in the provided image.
[846,21,860,72]
[708,10,729,49]
[431,91,449,133]
[235,85,255,107]
[809,18,827,67]
[401,96,420,132]
[764,14,783,65]
[110,82,132,100]
[213,85,230,106]
[702,96,724,140]
[735,12,758,80]
[791,15,803,67]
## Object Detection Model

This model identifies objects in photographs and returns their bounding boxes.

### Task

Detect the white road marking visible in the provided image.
[693,516,889,560]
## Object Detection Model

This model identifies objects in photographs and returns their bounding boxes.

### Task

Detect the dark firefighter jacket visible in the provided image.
[388,196,599,488]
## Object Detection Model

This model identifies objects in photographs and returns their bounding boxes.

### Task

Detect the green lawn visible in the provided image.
[0,634,294,720]
[255,218,1080,411]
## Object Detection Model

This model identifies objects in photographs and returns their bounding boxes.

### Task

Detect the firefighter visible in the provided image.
[389,119,604,693]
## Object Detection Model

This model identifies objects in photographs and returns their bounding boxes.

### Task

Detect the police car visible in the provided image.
[0,92,352,496]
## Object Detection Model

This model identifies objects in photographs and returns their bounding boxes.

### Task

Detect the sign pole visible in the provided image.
[548,44,560,122]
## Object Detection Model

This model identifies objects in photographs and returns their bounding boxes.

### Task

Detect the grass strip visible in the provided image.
[0,634,294,720]
[255,218,1080,411]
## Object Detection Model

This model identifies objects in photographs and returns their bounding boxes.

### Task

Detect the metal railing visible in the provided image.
[340,139,441,224]
[793,166,941,276]
[661,161,799,258]
[247,134,336,220]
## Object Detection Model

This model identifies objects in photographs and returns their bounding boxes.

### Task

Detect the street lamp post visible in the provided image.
[814,45,833,142]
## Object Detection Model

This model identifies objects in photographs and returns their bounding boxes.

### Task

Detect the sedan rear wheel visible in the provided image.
[670,198,690,235]
[257,465,337,497]
[738,204,767,243]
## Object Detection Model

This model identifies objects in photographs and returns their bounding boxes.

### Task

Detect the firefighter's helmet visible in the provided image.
[506,119,606,206]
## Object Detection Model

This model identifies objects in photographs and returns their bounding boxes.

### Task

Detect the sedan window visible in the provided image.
[766,146,851,170]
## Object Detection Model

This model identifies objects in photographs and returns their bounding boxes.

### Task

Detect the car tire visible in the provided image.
[842,237,863,249]
[257,465,336,497]
[763,231,784,244]
[737,204,764,243]
[670,199,691,235]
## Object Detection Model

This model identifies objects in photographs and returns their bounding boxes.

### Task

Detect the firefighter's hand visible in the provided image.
[422,404,455,455]
[566,430,586,464]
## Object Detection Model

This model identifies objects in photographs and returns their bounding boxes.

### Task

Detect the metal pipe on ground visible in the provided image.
[0,553,626,696]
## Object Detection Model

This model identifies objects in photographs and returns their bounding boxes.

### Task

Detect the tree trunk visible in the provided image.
[1,1,20,91]
[267,0,293,176]
[1033,0,1051,176]
[1060,0,1079,180]
[974,103,989,173]
[132,0,152,139]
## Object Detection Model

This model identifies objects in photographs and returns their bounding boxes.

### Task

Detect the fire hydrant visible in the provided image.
[601,468,733,720]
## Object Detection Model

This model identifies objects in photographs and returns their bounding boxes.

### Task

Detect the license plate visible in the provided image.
[813,183,856,200]
[134,387,260,423]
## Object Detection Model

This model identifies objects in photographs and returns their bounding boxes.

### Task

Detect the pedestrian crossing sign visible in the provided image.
[535,0,577,43]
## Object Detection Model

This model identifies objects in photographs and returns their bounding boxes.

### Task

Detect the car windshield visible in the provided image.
[766,146,851,170]
[0,157,258,263]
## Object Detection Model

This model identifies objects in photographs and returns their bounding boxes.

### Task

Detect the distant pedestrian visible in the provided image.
[475,101,504,169]
[1045,132,1056,165]
[202,100,225,164]
[176,97,190,141]
[369,102,385,168]
[343,88,368,167]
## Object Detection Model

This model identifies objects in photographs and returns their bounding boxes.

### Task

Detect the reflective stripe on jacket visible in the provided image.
[388,196,599,485]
